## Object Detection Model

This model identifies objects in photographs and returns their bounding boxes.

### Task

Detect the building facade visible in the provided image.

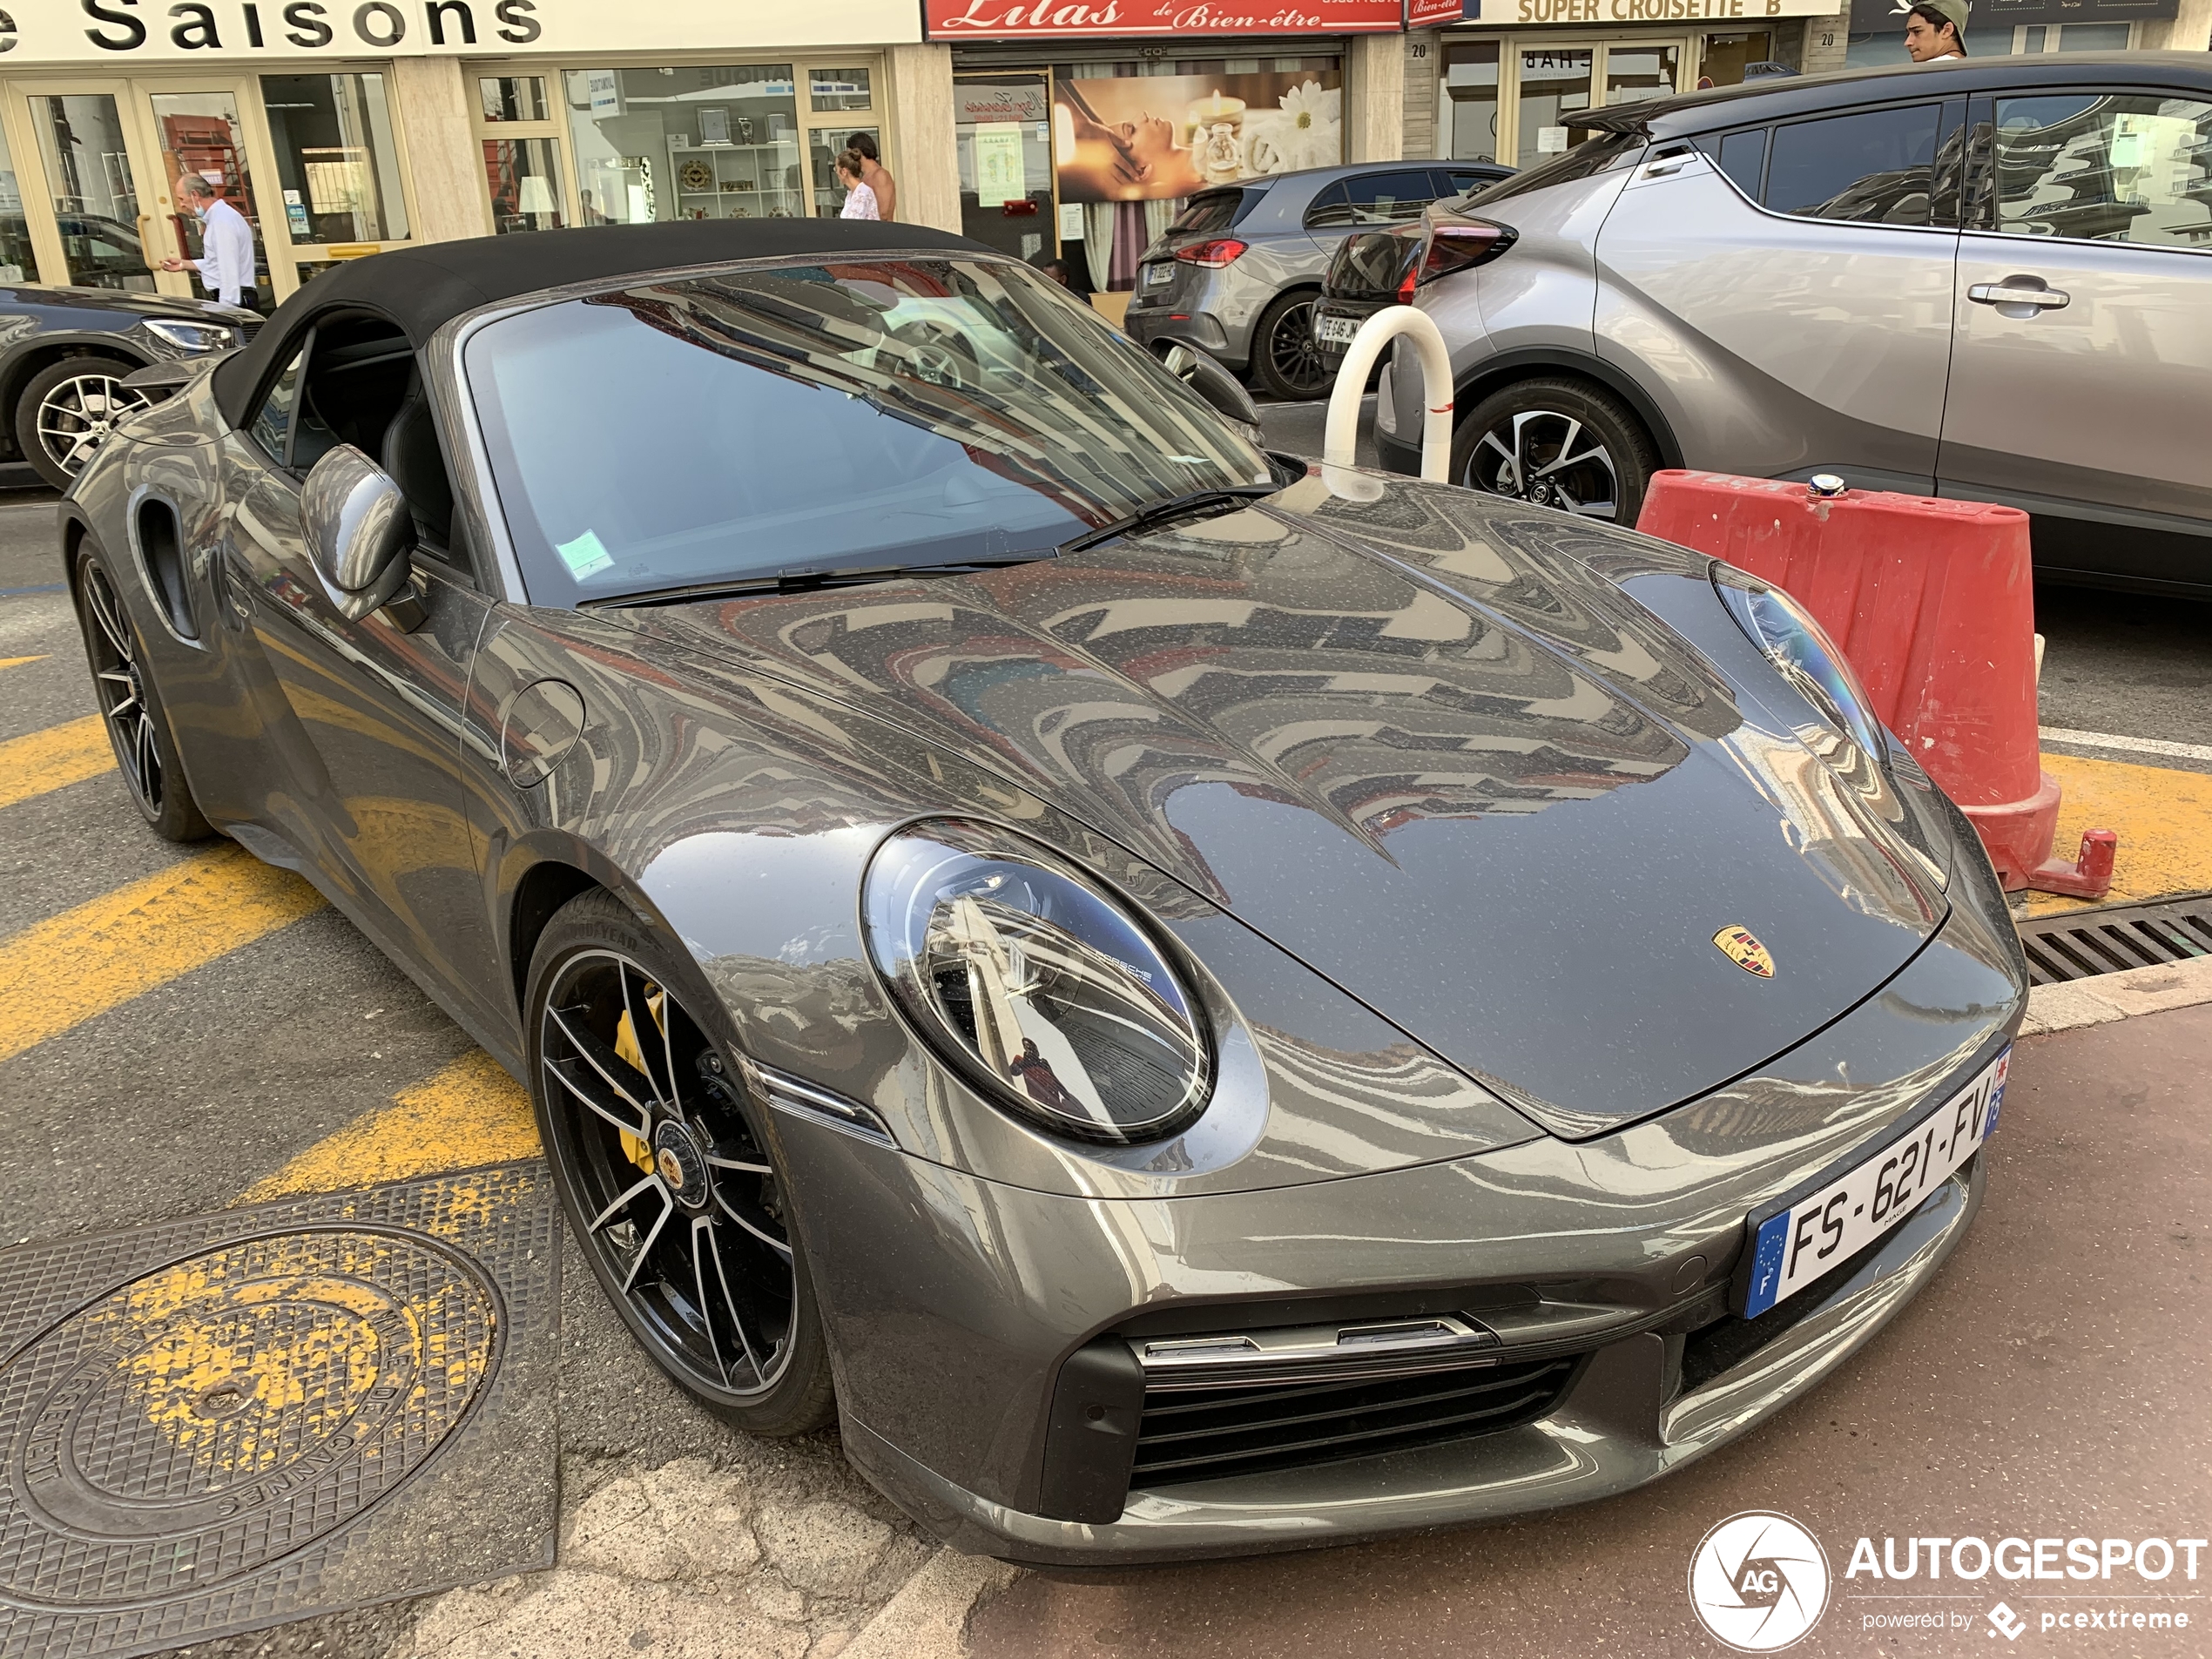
[0,0,2200,304]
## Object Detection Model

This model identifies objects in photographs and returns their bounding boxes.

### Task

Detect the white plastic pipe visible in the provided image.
[1324,304,1453,484]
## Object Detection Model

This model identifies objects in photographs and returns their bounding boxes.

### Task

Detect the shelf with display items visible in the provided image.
[668,141,803,220]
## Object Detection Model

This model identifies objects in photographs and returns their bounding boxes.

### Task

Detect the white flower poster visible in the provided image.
[1053,70,1344,205]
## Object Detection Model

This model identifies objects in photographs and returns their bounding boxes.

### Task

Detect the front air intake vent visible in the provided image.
[1129,1353,1579,1489]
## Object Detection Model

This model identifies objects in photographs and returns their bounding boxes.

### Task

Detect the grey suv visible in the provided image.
[1125,160,1507,399]
[1374,54,2212,593]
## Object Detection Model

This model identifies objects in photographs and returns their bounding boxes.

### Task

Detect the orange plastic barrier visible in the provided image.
[1636,470,2105,896]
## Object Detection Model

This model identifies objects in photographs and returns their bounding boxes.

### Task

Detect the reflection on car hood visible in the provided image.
[624,476,1947,1136]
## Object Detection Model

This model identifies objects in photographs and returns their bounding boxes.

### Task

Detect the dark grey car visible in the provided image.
[1,280,259,488]
[1124,161,1507,399]
[60,219,2026,1566]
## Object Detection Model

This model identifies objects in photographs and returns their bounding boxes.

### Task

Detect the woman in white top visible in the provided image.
[837,152,880,220]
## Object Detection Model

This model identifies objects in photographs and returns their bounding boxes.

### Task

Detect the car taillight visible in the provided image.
[1407,215,1517,294]
[1172,238,1249,269]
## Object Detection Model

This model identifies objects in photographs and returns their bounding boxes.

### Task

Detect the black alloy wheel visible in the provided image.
[529,890,834,1434]
[74,551,211,842]
[1452,377,1659,527]
[1251,290,1333,401]
[17,355,147,489]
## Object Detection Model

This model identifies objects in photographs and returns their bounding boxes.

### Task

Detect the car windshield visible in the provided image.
[465,253,1272,604]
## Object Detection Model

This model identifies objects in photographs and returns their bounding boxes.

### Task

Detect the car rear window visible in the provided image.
[1169,192,1245,236]
[1305,170,1438,229]
[1468,130,1642,208]
[1326,228,1420,300]
[1764,104,1942,226]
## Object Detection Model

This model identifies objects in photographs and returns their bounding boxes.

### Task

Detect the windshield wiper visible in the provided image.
[597,555,1055,610]
[1060,485,1278,555]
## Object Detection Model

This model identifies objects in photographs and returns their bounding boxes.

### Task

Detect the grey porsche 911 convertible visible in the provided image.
[59,219,2026,1565]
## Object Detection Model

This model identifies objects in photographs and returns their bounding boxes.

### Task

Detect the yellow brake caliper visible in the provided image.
[611,986,668,1175]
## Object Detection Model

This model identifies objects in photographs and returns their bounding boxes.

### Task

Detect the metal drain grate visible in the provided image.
[2016,893,2212,986]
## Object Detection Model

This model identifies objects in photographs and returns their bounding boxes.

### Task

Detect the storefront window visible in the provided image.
[152,92,270,300]
[956,77,1052,260]
[485,138,565,233]
[0,123,41,285]
[565,66,803,226]
[1446,42,1502,164]
[812,124,880,217]
[29,95,152,292]
[261,74,409,245]
[1607,46,1679,104]
[482,77,550,123]
[811,68,873,113]
[1697,33,1771,86]
[1518,49,1593,164]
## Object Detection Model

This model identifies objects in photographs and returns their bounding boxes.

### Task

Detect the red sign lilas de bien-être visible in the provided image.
[924,0,1411,38]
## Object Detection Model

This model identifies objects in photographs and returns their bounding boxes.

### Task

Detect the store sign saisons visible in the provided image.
[1055,70,1341,202]
[927,0,1402,39]
[0,0,920,62]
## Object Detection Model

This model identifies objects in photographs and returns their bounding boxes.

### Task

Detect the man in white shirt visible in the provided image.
[159,174,259,309]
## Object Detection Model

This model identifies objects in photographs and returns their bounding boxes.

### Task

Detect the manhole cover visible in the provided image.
[0,1163,558,1659]
[2,1229,496,1608]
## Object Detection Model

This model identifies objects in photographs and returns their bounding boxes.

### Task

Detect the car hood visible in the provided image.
[621,476,1947,1137]
[14,285,260,326]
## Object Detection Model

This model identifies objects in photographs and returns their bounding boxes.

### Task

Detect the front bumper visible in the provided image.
[774,853,2023,1566]
[843,1157,1984,1564]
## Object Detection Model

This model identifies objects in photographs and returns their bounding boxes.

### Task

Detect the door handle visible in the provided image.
[1968,280,2069,310]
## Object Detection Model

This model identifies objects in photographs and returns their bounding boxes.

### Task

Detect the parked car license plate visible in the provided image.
[1143,264,1175,287]
[1739,1048,2010,1318]
[1316,313,1360,346]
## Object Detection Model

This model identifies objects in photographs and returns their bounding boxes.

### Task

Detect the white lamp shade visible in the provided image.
[518,173,556,215]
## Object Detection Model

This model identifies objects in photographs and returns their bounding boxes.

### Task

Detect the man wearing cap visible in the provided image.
[1904,0,1968,60]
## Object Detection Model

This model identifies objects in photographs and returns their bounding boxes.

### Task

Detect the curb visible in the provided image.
[2018,953,2212,1038]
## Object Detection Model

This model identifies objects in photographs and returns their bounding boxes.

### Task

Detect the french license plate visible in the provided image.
[1739,1048,2009,1318]
[1143,264,1174,287]
[1317,313,1360,346]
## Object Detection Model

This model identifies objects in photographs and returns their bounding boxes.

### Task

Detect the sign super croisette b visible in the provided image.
[0,0,921,61]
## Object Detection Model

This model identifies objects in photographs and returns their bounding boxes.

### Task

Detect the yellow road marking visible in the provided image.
[0,655,48,671]
[0,846,324,1065]
[0,714,113,810]
[237,1049,539,1204]
[2027,752,2212,916]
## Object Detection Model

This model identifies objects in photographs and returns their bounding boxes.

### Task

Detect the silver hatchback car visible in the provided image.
[1125,159,1507,399]
[1375,54,2212,593]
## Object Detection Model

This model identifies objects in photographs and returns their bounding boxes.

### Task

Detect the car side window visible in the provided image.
[1980,92,2212,249]
[1764,104,1944,227]
[1704,127,1768,198]
[1305,171,1435,229]
[248,341,308,467]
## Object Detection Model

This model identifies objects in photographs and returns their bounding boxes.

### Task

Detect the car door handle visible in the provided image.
[1968,280,2069,310]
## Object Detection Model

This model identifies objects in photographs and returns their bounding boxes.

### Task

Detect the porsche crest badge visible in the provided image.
[1712,927,1775,978]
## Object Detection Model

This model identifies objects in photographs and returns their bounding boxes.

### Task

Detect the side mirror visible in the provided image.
[1161,343,1264,431]
[302,443,415,623]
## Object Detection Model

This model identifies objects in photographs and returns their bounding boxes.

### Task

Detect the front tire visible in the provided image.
[1250,290,1332,401]
[17,355,145,489]
[528,888,836,1437]
[1451,377,1658,526]
[73,547,212,842]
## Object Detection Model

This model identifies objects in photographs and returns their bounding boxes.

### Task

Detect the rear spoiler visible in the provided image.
[1561,108,1653,135]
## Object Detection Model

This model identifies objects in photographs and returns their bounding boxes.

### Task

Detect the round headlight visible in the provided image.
[1717,577,1886,760]
[862,819,1211,1145]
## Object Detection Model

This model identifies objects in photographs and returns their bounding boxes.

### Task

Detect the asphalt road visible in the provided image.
[2,444,2207,1658]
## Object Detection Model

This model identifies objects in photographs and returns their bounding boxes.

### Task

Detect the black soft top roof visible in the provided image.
[212,218,985,427]
[1564,50,2212,139]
